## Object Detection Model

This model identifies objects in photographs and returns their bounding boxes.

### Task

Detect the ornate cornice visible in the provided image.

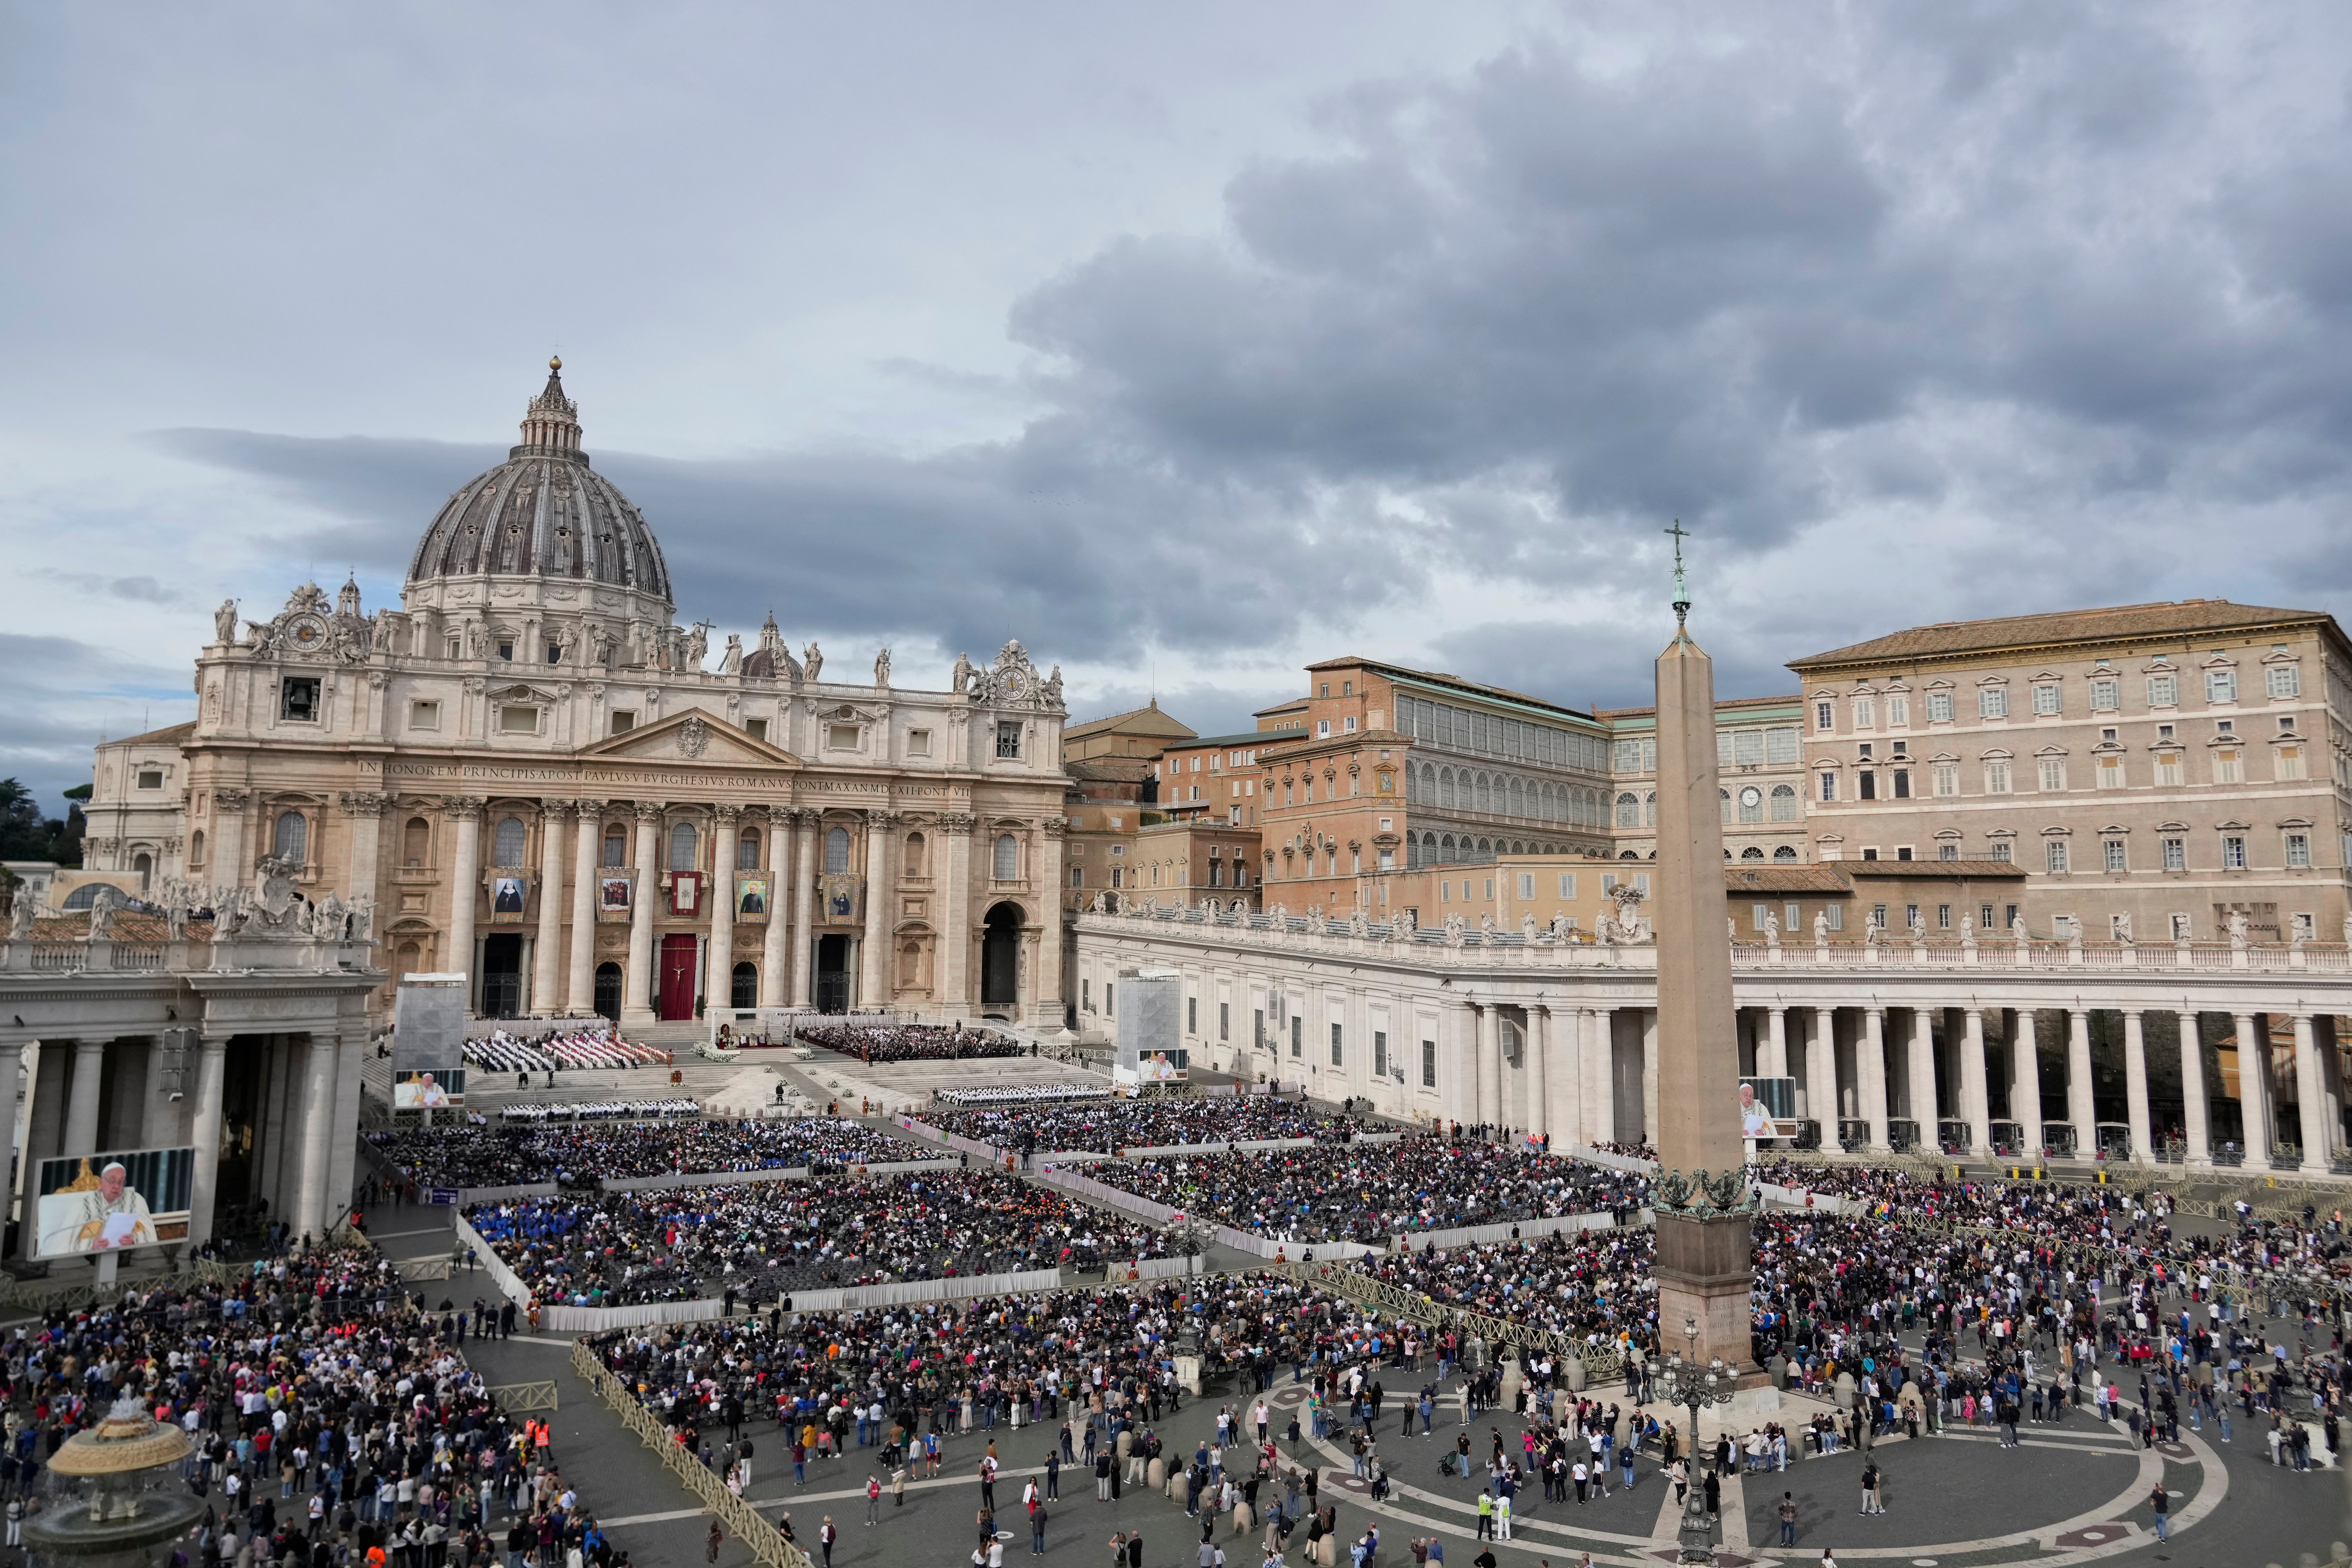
[440,795,485,821]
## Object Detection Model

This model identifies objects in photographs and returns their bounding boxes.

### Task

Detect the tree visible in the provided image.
[0,778,82,865]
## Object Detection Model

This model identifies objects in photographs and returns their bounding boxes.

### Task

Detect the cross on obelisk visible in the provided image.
[1649,521,1758,1373]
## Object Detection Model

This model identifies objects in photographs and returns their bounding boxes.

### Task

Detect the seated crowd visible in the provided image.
[0,1244,612,1568]
[800,1024,1025,1063]
[933,1083,1110,1106]
[918,1094,1364,1153]
[468,1168,1171,1305]
[463,1028,668,1075]
[1087,1139,1653,1243]
[496,1098,701,1124]
[367,1117,912,1187]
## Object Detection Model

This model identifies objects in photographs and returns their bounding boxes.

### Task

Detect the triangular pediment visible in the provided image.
[580,711,803,768]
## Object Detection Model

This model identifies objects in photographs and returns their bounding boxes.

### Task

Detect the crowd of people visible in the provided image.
[1087,1138,1654,1243]
[0,1243,610,1568]
[367,1117,913,1187]
[933,1083,1110,1106]
[801,1023,1026,1064]
[467,1168,1173,1305]
[460,1027,669,1075]
[1356,1227,1657,1346]
[918,1094,1364,1154]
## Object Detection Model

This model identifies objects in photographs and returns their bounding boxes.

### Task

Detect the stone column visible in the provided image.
[1807,1008,1836,1129]
[532,802,572,1015]
[340,791,388,915]
[939,814,976,1015]
[62,1039,104,1158]
[1588,1008,1617,1145]
[210,788,252,881]
[566,800,603,1014]
[2180,1013,2212,1166]
[1908,1008,1939,1139]
[1861,1007,1890,1151]
[187,1035,229,1244]
[709,805,741,1018]
[1459,1002,1484,1129]
[1544,1006,1580,1143]
[1641,1008,1659,1148]
[790,811,819,1008]
[0,1045,25,1249]
[292,1033,337,1239]
[2011,1011,2044,1156]
[760,806,791,1008]
[2234,1011,2273,1166]
[2122,1010,2153,1166]
[323,1018,367,1235]
[1762,1007,1789,1079]
[443,797,485,1006]
[1474,1005,1501,1127]
[1961,1009,1993,1157]
[2066,1008,2096,1156]
[860,811,896,1008]
[2296,1014,2331,1173]
[622,803,662,1025]
[1527,1001,1550,1142]
[1034,821,1068,1030]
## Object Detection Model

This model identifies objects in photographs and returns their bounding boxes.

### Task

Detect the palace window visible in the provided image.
[994,834,1020,880]
[2214,749,2242,784]
[2046,840,2069,873]
[1888,695,1909,727]
[1422,1039,1437,1087]
[1979,687,2009,719]
[738,828,762,869]
[1815,701,1834,732]
[2103,839,2127,873]
[2037,758,2066,792]
[2269,665,2302,699]
[824,826,850,874]
[2161,836,2185,871]
[1926,691,1953,723]
[1852,697,1875,729]
[494,817,527,865]
[602,825,627,866]
[2156,753,2183,787]
[2096,756,2123,789]
[2032,683,2061,716]
[2286,832,2312,868]
[669,822,698,870]
[2221,834,2247,870]
[1932,764,1958,798]
[1990,841,2012,863]
[2089,677,2120,710]
[1330,1022,1344,1067]
[2147,674,2177,707]
[2208,669,2238,703]
[2278,746,2306,781]
[1770,784,1800,820]
[1818,773,1837,802]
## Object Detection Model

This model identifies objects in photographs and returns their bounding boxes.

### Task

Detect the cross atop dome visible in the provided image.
[518,355,582,457]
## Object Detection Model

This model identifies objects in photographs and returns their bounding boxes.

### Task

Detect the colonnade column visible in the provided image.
[531,802,571,1015]
[1527,1001,1550,1143]
[2180,1018,2212,1166]
[1762,1007,1789,1079]
[621,803,661,1025]
[759,806,791,1008]
[2005,1011,2041,1154]
[1641,1009,1659,1148]
[62,1039,104,1159]
[444,797,484,1006]
[939,814,976,1014]
[2234,1012,2273,1166]
[2296,1014,2332,1173]
[1458,1002,1484,1129]
[2122,1010,2153,1166]
[1544,1006,1580,1144]
[565,801,602,1014]
[1807,1008,1836,1130]
[790,812,819,1008]
[1961,1009,1993,1157]
[1908,1009,1939,1138]
[859,811,896,1008]
[187,1033,229,1245]
[1861,1007,1890,1151]
[2066,1008,2096,1155]
[293,1030,338,1239]
[1588,1008,1617,1145]
[1568,1008,1596,1142]
[709,806,740,1019]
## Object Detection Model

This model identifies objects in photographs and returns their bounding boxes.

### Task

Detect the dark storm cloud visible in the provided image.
[150,9,2352,688]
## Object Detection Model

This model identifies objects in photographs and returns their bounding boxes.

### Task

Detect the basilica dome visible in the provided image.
[405,360,672,608]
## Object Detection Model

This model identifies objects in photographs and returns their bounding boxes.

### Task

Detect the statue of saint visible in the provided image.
[874,646,891,688]
[804,642,824,681]
[214,598,239,644]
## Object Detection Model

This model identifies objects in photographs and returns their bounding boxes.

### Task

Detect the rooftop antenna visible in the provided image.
[1665,519,1692,629]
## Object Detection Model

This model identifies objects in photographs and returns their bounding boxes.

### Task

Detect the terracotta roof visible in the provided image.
[1790,600,2339,673]
[1724,866,1852,894]
[29,911,212,941]
[105,721,197,748]
[1064,704,1197,740]
[1840,858,2027,880]
[1298,655,1597,723]
[1065,758,1155,783]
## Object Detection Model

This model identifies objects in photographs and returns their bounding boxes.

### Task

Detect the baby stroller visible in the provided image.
[1438,1450,1463,1477]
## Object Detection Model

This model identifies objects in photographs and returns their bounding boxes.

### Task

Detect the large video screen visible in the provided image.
[35,1147,196,1258]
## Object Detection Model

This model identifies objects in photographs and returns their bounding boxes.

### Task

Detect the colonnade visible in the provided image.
[1460,999,1659,1148]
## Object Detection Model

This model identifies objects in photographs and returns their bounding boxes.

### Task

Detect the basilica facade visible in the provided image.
[85,362,1074,1030]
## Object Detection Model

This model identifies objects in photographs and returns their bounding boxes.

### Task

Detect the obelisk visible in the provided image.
[1650,524,1756,1373]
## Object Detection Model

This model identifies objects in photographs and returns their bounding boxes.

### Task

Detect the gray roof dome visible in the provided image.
[405,360,672,605]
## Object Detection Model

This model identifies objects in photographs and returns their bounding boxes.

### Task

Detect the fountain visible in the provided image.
[23,1397,202,1568]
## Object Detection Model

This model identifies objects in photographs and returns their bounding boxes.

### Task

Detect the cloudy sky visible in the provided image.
[7,2,2352,809]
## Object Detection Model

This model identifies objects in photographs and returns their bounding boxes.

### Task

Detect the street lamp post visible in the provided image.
[1651,1314,1736,1565]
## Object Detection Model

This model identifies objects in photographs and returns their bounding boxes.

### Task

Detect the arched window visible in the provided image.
[825,826,850,873]
[1740,846,1765,860]
[1614,792,1639,828]
[1620,849,1639,860]
[1508,778,1524,817]
[994,834,1019,880]
[602,824,628,867]
[1643,792,1657,829]
[1475,775,1491,813]
[1406,837,1421,871]
[62,886,100,910]
[493,816,527,866]
[1440,834,1456,861]
[395,940,421,979]
[1477,837,1492,853]
[668,821,698,871]
[132,851,152,892]
[1773,845,1798,861]
[1438,769,1455,808]
[1769,784,1798,822]
[737,827,762,869]
[1720,788,1733,825]
[401,817,429,867]
[188,829,205,868]
[273,811,307,864]
[904,832,927,879]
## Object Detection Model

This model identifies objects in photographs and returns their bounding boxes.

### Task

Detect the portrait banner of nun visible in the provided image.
[489,872,529,923]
